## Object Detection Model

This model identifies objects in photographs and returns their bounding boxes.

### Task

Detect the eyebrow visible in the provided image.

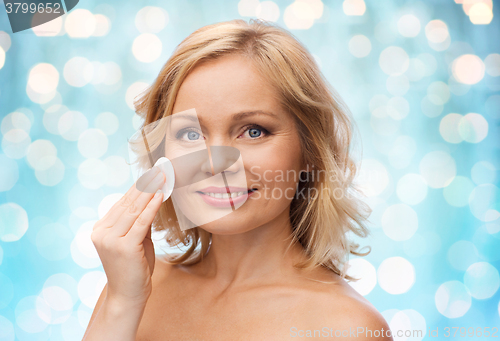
[171,110,278,122]
[231,110,278,121]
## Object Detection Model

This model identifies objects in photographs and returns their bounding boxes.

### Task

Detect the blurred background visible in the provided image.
[0,0,499,339]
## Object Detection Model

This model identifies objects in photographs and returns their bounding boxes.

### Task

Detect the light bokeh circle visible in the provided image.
[346,258,377,296]
[78,271,107,308]
[132,33,162,63]
[396,173,428,205]
[378,256,416,295]
[397,14,421,37]
[435,280,471,318]
[452,54,485,85]
[0,203,29,242]
[419,151,456,188]
[382,204,418,241]
[70,221,101,269]
[35,157,65,186]
[77,129,108,159]
[379,46,410,76]
[443,176,475,207]
[349,34,371,58]
[0,154,19,192]
[464,262,500,299]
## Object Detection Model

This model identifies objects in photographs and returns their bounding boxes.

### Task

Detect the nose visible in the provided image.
[200,143,241,176]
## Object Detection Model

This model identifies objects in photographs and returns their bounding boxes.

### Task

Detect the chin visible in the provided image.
[198,215,258,235]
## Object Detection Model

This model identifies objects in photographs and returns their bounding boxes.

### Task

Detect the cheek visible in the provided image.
[244,139,302,186]
[268,136,302,170]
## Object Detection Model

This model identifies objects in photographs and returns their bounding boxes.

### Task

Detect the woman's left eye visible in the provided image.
[241,125,269,139]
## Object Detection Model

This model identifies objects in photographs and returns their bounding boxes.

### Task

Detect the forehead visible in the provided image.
[173,54,282,117]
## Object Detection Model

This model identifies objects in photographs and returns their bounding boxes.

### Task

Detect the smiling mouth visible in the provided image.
[196,189,257,199]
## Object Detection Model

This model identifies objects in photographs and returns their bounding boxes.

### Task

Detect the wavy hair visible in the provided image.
[132,19,372,281]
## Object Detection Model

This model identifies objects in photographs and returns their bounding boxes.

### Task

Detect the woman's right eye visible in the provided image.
[177,129,204,141]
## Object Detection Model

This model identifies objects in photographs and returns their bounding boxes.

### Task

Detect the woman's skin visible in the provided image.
[83,54,392,340]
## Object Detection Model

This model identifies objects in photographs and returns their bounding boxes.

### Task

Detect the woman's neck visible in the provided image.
[191,207,309,287]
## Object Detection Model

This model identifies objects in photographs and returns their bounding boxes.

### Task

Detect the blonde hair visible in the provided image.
[133,19,372,280]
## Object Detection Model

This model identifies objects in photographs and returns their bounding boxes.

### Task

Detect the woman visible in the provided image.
[83,19,392,340]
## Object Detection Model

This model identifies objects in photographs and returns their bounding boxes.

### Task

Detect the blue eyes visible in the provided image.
[186,131,200,140]
[175,129,202,141]
[176,130,202,141]
[177,125,268,141]
[242,125,270,138]
[248,127,262,138]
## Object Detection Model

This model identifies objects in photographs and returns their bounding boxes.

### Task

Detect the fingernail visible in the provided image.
[154,189,163,198]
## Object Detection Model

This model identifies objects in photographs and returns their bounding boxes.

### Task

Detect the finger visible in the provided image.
[126,190,164,243]
[145,224,152,241]
[111,171,165,237]
[101,166,161,224]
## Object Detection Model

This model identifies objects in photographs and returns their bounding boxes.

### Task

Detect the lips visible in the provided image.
[195,186,257,207]
[197,186,256,194]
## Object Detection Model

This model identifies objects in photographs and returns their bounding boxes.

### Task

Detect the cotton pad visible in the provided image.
[154,157,175,202]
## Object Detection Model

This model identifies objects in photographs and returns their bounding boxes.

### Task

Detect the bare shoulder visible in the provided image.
[296,272,392,340]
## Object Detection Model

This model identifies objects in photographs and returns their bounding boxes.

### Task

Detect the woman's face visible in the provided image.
[169,53,304,235]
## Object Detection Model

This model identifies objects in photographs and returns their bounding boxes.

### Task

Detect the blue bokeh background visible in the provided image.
[0,0,499,339]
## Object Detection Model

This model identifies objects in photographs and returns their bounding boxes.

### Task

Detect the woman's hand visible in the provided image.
[91,166,165,306]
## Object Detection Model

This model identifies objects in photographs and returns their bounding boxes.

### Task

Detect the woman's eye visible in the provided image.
[177,129,203,141]
[187,131,200,140]
[177,126,269,141]
[248,128,262,138]
[241,125,268,139]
